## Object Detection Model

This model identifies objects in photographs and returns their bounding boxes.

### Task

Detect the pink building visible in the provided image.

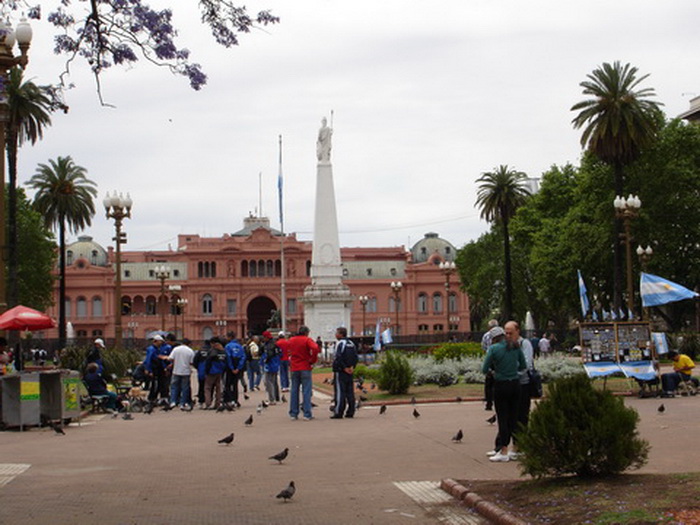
[47,215,470,343]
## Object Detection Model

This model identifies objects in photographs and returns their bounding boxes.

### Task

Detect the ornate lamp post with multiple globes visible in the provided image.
[177,297,189,338]
[154,265,171,331]
[0,18,33,312]
[613,194,641,314]
[104,191,132,348]
[358,295,369,336]
[390,281,403,335]
[439,261,457,333]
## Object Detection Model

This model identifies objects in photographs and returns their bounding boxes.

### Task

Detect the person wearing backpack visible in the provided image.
[261,331,281,404]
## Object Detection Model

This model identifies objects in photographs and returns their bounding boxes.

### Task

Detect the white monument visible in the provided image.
[302,116,353,343]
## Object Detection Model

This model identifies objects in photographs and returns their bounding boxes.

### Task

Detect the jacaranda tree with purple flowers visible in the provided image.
[2,1,279,102]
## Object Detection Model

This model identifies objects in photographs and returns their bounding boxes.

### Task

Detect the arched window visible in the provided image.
[92,297,103,317]
[275,259,282,277]
[417,293,428,313]
[433,323,444,332]
[389,296,399,313]
[146,296,157,315]
[202,326,214,340]
[123,296,134,315]
[202,294,213,315]
[448,292,457,313]
[241,260,249,277]
[418,324,429,333]
[67,250,74,266]
[367,297,377,313]
[249,260,257,277]
[257,260,265,277]
[211,261,217,278]
[266,260,273,277]
[91,250,98,265]
[306,260,311,276]
[433,292,443,313]
[76,297,87,318]
[198,261,204,278]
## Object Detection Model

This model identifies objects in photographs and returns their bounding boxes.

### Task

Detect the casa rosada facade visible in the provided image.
[45,216,470,344]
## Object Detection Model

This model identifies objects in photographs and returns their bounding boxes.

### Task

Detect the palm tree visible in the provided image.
[571,61,662,311]
[6,67,53,307]
[26,157,97,349]
[475,165,531,321]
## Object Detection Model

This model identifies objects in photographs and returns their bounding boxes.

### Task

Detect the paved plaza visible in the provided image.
[0,387,697,524]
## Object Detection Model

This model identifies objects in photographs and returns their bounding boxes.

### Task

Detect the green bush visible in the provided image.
[517,374,649,478]
[58,345,84,373]
[431,342,483,362]
[57,345,142,380]
[354,364,381,382]
[378,351,414,395]
[676,332,700,360]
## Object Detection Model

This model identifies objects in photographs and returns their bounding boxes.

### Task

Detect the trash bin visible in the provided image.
[40,370,81,423]
[1,372,41,430]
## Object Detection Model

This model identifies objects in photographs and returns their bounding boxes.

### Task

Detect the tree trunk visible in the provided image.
[503,216,513,321]
[613,162,624,315]
[58,218,67,349]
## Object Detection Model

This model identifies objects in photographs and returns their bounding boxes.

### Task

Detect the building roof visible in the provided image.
[66,235,109,267]
[410,232,457,264]
[231,215,283,237]
[679,95,700,122]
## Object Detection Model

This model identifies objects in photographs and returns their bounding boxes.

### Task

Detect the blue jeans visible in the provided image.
[170,374,191,406]
[279,360,290,390]
[289,370,313,419]
[247,360,262,389]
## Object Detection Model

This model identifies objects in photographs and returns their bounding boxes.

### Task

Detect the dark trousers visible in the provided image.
[494,379,520,449]
[148,367,169,401]
[197,375,206,403]
[224,370,242,404]
[484,372,494,409]
[514,383,531,444]
[333,371,355,417]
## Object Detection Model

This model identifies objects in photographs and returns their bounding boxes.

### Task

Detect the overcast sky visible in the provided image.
[14,0,700,253]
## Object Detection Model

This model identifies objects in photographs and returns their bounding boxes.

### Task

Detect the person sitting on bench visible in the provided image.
[84,362,118,410]
[661,351,696,397]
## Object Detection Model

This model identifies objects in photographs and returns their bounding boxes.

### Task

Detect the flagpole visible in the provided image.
[278,134,287,334]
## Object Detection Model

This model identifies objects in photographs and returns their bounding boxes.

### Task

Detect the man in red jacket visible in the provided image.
[277,326,319,420]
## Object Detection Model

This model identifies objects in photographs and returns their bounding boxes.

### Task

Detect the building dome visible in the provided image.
[410,232,456,264]
[65,235,109,267]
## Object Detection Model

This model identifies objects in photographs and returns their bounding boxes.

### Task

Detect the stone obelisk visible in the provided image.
[302,116,352,343]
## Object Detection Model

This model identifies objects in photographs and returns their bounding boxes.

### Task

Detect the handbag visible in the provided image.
[528,368,543,398]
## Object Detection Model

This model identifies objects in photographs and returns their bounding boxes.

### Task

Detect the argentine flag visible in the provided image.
[373,320,382,351]
[577,270,590,318]
[640,272,699,307]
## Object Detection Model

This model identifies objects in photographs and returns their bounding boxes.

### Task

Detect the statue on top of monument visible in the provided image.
[316,116,333,162]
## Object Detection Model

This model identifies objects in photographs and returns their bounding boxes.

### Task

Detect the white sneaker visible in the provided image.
[489,451,510,462]
[486,450,498,457]
[508,451,521,460]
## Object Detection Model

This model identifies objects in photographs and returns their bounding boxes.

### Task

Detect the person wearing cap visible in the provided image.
[261,331,281,404]
[277,331,290,392]
[481,324,526,463]
[246,335,263,391]
[144,335,168,402]
[86,338,105,376]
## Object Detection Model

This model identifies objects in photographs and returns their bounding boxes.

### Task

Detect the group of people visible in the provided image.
[481,320,535,463]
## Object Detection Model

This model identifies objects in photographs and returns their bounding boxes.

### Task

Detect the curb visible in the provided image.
[440,478,529,525]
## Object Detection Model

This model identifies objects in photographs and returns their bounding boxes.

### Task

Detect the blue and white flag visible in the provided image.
[277,135,284,231]
[652,332,669,355]
[373,320,382,351]
[592,310,599,322]
[626,307,634,320]
[381,328,393,344]
[619,360,657,381]
[583,361,622,378]
[602,309,610,321]
[610,308,617,321]
[640,272,699,307]
[618,308,626,321]
[577,270,590,318]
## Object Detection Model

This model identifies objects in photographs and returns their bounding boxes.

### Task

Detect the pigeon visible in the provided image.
[658,403,665,414]
[244,394,250,400]
[244,414,254,426]
[111,412,119,419]
[257,404,263,415]
[455,396,462,403]
[276,481,295,502]
[410,396,417,405]
[311,402,318,408]
[161,403,173,412]
[269,447,289,464]
[262,400,270,408]
[379,404,387,415]
[359,395,368,402]
[218,432,235,445]
[122,413,134,421]
[361,388,368,395]
[486,414,497,425]
[216,405,226,413]
[51,422,65,435]
[224,403,234,412]
[143,402,154,415]
[281,394,287,403]
[323,378,330,384]
[452,429,463,443]
[412,408,420,419]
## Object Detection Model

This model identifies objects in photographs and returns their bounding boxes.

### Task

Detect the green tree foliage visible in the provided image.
[15,188,56,310]
[430,342,482,362]
[517,374,649,478]
[377,351,414,395]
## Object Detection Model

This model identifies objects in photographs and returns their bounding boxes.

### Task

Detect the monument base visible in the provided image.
[302,283,353,345]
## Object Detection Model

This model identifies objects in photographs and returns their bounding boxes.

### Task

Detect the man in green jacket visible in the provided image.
[482,325,526,462]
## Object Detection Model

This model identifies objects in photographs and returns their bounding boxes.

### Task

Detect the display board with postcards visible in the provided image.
[579,322,652,363]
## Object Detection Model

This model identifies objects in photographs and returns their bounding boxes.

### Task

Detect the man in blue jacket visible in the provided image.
[331,327,359,419]
[204,337,227,409]
[261,331,281,404]
[145,335,170,402]
[224,333,246,407]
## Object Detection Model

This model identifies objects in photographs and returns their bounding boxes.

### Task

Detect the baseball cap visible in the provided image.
[262,330,272,339]
[94,338,105,347]
[278,331,285,337]
[488,326,505,339]
[152,334,164,342]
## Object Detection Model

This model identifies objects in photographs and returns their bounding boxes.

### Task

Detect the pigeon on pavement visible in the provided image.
[245,414,254,426]
[218,433,235,445]
[412,408,420,419]
[379,404,387,415]
[269,448,289,464]
[452,429,463,443]
[122,413,134,421]
[276,481,296,502]
[410,396,417,405]
[658,403,665,414]
[51,422,65,435]
[486,414,497,425]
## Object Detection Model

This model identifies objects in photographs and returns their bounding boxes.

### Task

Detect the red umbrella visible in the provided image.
[0,305,56,331]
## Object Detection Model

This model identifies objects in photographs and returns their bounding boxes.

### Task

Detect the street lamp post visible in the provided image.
[390,281,403,336]
[127,320,139,344]
[104,191,132,348]
[0,18,33,313]
[215,319,227,337]
[636,244,653,321]
[168,284,181,337]
[359,295,369,336]
[154,265,171,331]
[177,298,188,338]
[614,194,641,314]
[439,261,456,334]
